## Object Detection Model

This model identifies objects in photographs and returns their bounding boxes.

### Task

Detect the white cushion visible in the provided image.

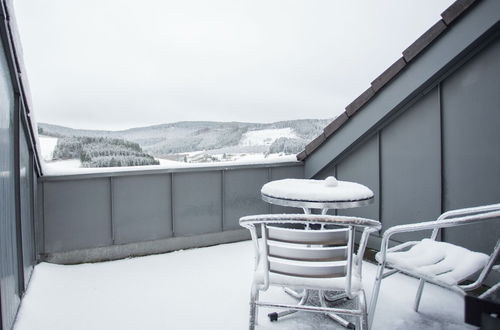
[377,239,489,285]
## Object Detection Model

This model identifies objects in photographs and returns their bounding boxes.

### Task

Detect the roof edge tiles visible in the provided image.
[402,20,448,62]
[304,133,326,155]
[441,0,479,25]
[296,150,307,161]
[298,112,349,161]
[345,87,375,117]
[296,0,480,161]
[324,112,349,138]
[371,57,407,93]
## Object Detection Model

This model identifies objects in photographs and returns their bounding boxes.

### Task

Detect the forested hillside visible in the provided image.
[53,136,159,167]
[39,119,330,157]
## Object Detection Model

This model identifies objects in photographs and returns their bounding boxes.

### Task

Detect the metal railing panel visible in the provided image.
[43,178,112,253]
[223,168,269,231]
[112,174,172,244]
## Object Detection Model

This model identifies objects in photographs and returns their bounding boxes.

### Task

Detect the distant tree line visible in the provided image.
[267,137,307,155]
[53,136,159,167]
[38,126,64,138]
[39,118,332,158]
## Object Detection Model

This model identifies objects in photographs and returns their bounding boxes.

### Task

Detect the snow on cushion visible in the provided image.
[379,239,489,285]
[261,177,374,202]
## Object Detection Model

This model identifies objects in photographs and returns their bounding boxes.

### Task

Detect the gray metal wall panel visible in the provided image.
[173,171,222,236]
[442,36,500,253]
[270,165,304,181]
[304,0,500,178]
[269,165,305,214]
[35,178,43,258]
[112,175,172,244]
[380,88,441,242]
[0,37,20,330]
[335,135,380,222]
[40,164,304,257]
[44,179,112,253]
[223,168,269,230]
[20,129,34,286]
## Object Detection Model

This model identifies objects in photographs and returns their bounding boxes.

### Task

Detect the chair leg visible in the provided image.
[324,292,348,302]
[249,285,260,330]
[283,287,304,300]
[368,263,385,328]
[413,279,425,312]
[268,289,310,322]
[358,290,368,330]
[319,290,355,329]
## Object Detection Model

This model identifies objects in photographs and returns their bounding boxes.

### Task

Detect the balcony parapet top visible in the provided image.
[40,158,302,182]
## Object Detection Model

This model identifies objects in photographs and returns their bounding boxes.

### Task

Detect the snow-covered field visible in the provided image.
[38,136,58,161]
[42,155,298,176]
[14,241,469,330]
[239,128,298,146]
[38,134,299,176]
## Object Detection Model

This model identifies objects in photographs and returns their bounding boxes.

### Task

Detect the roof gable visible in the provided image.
[298,0,480,161]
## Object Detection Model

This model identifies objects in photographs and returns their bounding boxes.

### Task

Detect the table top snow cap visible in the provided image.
[324,176,339,187]
[261,177,374,202]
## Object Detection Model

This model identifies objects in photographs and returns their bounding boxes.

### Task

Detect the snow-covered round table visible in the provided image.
[261,177,374,214]
[260,177,375,321]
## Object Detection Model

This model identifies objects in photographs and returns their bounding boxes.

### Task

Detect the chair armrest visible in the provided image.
[437,203,500,221]
[431,203,500,239]
[377,209,500,264]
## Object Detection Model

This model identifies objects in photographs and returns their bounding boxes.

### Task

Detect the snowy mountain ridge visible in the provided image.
[38,119,330,158]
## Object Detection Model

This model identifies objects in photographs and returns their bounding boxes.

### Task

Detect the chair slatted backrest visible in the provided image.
[264,225,354,279]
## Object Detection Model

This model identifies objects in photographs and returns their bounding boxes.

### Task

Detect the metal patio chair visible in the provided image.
[369,203,500,327]
[240,214,381,330]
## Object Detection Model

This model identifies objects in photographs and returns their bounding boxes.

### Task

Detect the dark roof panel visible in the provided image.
[324,112,349,138]
[371,57,407,92]
[441,0,479,25]
[345,87,375,117]
[304,133,326,155]
[296,150,307,161]
[402,20,447,62]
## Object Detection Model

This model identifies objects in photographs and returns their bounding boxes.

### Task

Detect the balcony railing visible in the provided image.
[37,161,304,264]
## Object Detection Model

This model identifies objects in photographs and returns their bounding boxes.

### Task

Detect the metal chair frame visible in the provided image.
[240,214,381,330]
[369,203,500,328]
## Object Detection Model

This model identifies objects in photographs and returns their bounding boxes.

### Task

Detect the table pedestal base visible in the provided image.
[268,288,355,329]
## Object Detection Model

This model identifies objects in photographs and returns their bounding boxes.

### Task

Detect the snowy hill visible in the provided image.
[239,128,298,146]
[38,119,330,159]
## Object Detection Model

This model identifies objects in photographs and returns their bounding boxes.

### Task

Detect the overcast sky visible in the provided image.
[15,0,455,131]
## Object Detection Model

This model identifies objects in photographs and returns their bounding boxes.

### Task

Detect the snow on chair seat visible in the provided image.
[377,239,489,285]
[368,203,500,329]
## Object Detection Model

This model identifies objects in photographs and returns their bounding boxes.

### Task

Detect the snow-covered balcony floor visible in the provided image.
[14,241,471,330]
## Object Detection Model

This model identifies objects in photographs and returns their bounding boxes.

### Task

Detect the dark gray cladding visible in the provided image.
[39,162,304,263]
[441,36,500,254]
[1,2,40,327]
[299,0,486,163]
[307,1,500,285]
[0,11,38,329]
[0,28,20,330]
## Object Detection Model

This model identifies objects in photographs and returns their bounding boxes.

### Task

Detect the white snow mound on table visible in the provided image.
[261,178,374,202]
